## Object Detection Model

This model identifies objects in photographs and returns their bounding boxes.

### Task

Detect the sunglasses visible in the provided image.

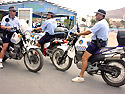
[13,10,16,12]
[10,10,16,12]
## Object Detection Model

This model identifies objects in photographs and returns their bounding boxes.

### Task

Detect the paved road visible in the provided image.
[0,57,125,94]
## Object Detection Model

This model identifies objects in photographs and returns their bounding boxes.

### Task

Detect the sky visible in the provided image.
[1,0,125,17]
[47,0,125,17]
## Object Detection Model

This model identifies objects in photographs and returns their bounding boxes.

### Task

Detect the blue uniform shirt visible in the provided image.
[1,15,20,32]
[90,19,109,41]
[41,18,57,35]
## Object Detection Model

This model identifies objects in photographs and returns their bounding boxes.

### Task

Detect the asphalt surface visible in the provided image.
[0,57,125,94]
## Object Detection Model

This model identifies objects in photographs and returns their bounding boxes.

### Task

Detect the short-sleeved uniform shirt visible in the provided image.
[90,19,109,41]
[1,15,20,43]
[86,19,109,54]
[1,15,20,32]
[38,18,57,47]
[41,18,57,35]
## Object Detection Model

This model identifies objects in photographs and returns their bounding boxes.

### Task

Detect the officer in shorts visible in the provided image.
[72,9,109,82]
[0,6,19,69]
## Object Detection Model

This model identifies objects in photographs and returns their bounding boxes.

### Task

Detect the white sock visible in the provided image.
[0,58,2,63]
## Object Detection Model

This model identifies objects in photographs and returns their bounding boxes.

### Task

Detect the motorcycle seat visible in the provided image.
[49,38,55,42]
[54,27,68,33]
[54,32,67,39]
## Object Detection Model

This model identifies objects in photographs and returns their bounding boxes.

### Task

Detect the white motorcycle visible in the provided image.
[52,25,125,87]
[30,27,69,60]
[0,18,44,72]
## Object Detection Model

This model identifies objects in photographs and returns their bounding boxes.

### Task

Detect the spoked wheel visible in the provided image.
[52,48,72,71]
[101,60,125,87]
[24,48,44,72]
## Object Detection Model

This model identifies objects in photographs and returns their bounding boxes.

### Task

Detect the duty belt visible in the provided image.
[92,40,107,43]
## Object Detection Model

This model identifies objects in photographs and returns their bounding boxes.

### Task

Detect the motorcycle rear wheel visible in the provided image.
[101,60,125,87]
[52,48,72,71]
[24,48,44,72]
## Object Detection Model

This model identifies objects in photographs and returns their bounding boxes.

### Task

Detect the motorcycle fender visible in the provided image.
[57,44,75,58]
[57,44,68,51]
[26,46,39,51]
[44,42,50,49]
[67,47,75,58]
[122,58,125,61]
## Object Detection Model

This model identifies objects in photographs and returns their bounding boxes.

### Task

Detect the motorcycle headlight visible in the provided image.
[25,30,31,39]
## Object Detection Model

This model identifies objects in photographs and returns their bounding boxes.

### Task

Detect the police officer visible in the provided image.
[33,12,57,52]
[72,9,109,82]
[0,6,19,69]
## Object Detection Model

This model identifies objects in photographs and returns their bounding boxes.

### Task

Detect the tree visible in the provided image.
[81,17,87,27]
[82,17,86,22]
[64,19,73,29]
[106,18,112,28]
[64,19,70,29]
[116,25,120,28]
[121,20,125,28]
[91,19,96,25]
[0,13,2,21]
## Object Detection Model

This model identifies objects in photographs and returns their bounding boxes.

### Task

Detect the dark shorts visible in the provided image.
[38,33,54,47]
[2,32,14,43]
[86,40,107,54]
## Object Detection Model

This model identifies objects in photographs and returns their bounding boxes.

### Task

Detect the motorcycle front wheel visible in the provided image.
[101,60,125,87]
[24,48,44,72]
[52,48,72,71]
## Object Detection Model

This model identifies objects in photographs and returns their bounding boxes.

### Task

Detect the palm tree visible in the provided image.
[82,17,86,22]
[0,13,2,21]
[121,20,125,28]
[91,19,96,25]
[106,18,112,28]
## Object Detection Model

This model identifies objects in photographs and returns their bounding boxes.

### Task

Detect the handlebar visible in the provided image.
[5,27,18,32]
[32,30,42,33]
[69,32,80,37]
[66,32,80,42]
[4,27,21,36]
[11,27,18,31]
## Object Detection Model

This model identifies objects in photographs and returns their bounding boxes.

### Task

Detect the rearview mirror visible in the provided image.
[26,20,29,24]
[77,23,80,33]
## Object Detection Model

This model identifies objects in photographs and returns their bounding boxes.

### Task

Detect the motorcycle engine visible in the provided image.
[75,51,84,61]
[75,51,84,69]
[9,44,23,59]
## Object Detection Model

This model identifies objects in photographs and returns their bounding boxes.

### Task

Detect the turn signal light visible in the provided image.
[63,40,68,43]
[31,35,34,37]
[55,41,58,44]
[18,35,22,37]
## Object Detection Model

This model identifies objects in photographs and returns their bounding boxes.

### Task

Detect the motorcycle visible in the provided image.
[52,25,125,87]
[30,27,68,60]
[0,18,44,72]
